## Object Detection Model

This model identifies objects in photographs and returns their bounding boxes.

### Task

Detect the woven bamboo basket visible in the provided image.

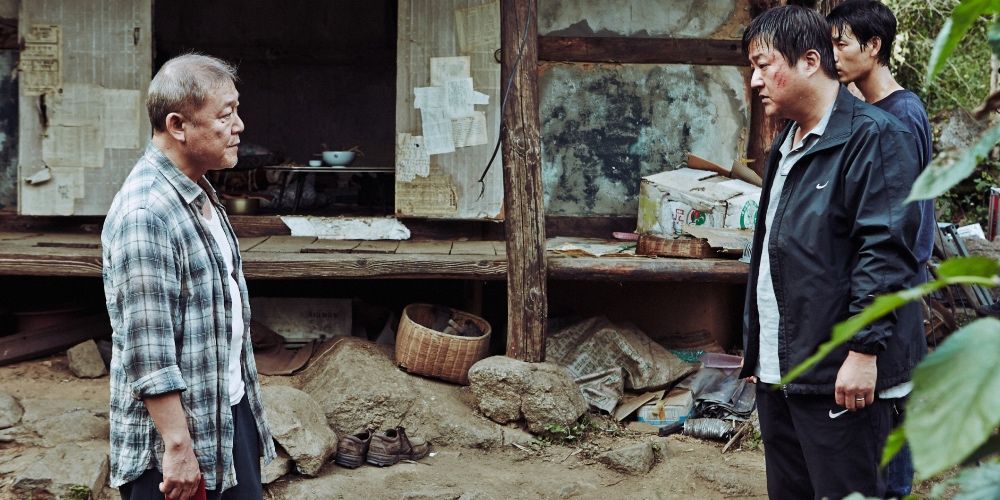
[395,303,491,385]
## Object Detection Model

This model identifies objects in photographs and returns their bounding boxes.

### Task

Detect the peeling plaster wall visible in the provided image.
[0,51,16,210]
[540,63,749,216]
[538,0,748,39]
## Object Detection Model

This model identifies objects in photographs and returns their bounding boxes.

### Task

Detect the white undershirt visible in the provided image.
[200,204,245,406]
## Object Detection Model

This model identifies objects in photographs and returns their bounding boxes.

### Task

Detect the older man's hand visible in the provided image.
[835,351,877,411]
[159,438,202,500]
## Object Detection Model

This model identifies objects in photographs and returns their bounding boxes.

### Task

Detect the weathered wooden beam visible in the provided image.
[539,36,746,66]
[501,0,546,362]
[547,256,748,283]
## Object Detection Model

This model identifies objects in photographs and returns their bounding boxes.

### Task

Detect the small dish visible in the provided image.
[308,160,322,167]
[322,151,355,166]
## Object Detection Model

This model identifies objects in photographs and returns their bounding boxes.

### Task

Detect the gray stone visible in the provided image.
[558,481,597,499]
[24,407,109,445]
[11,441,109,499]
[936,108,988,151]
[0,391,23,429]
[295,339,531,449]
[262,447,293,484]
[67,340,108,378]
[262,385,337,476]
[597,442,655,475]
[467,356,589,433]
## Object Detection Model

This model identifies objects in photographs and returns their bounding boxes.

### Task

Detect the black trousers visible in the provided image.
[119,394,262,500]
[756,384,892,500]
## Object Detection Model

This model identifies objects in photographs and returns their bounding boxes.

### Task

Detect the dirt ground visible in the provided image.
[0,354,769,500]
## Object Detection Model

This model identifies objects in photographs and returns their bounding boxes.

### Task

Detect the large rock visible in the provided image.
[467,356,588,433]
[11,441,109,499]
[20,398,108,446]
[0,391,23,429]
[294,339,531,448]
[262,385,337,476]
[67,340,108,378]
[262,447,293,484]
[597,442,655,475]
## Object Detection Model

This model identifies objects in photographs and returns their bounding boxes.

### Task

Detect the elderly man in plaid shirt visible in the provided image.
[102,53,275,500]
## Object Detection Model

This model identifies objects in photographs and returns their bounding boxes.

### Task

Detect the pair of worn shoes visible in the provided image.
[334,426,430,468]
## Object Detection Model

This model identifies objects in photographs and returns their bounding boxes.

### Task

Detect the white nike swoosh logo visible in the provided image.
[816,181,830,189]
[829,409,849,419]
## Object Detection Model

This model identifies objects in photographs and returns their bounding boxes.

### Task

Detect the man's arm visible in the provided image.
[145,392,201,500]
[839,125,922,409]
[107,209,201,495]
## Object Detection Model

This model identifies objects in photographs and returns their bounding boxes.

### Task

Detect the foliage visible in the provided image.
[887,0,998,226]
[536,416,594,444]
[887,0,993,115]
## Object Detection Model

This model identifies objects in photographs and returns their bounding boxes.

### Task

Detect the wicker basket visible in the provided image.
[395,303,491,385]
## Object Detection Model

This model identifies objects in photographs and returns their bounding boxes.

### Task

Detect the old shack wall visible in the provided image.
[537,0,751,216]
[0,0,17,210]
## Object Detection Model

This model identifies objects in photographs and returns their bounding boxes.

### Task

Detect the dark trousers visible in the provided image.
[119,394,262,500]
[883,398,915,498]
[756,384,892,500]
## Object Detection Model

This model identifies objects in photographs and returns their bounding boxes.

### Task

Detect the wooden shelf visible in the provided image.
[0,233,748,283]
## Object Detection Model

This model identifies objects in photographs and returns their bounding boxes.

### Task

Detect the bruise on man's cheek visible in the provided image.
[774,70,787,88]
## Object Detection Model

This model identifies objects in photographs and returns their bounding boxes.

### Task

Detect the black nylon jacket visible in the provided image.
[739,86,927,395]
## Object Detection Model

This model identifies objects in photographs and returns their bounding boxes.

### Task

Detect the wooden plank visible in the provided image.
[548,256,748,283]
[33,233,101,249]
[493,240,506,257]
[247,236,317,253]
[351,241,400,254]
[539,36,746,66]
[238,236,269,252]
[397,240,454,255]
[300,239,362,254]
[637,234,715,259]
[451,240,498,255]
[501,0,546,362]
[0,313,111,366]
[242,252,507,280]
[0,237,749,283]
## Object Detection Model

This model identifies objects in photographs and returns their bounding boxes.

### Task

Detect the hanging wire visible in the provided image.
[476,2,535,201]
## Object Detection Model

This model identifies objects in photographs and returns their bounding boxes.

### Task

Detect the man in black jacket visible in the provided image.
[740,6,925,499]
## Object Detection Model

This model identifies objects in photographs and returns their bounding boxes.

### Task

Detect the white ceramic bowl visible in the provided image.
[322,151,355,166]
[308,159,322,167]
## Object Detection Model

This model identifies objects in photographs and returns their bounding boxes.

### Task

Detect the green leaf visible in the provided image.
[953,462,1000,500]
[926,0,1000,85]
[937,256,1000,279]
[881,426,907,468]
[907,122,1000,202]
[963,434,1000,466]
[906,318,1000,479]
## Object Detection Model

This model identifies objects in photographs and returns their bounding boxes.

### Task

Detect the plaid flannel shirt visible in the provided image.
[102,143,275,491]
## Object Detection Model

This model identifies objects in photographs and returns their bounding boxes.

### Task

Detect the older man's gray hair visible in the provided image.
[147,53,238,132]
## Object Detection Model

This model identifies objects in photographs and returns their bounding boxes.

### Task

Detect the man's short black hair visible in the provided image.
[742,5,838,80]
[827,0,897,67]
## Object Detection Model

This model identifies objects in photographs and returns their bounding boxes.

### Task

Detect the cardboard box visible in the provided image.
[635,388,694,426]
[637,168,762,236]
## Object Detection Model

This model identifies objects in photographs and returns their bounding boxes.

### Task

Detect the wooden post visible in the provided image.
[500,0,546,362]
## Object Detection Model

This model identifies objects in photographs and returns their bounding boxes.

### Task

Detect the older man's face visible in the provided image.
[185,79,243,171]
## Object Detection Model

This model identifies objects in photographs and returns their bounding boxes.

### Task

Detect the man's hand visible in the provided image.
[159,439,201,500]
[143,392,202,500]
[835,351,877,411]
